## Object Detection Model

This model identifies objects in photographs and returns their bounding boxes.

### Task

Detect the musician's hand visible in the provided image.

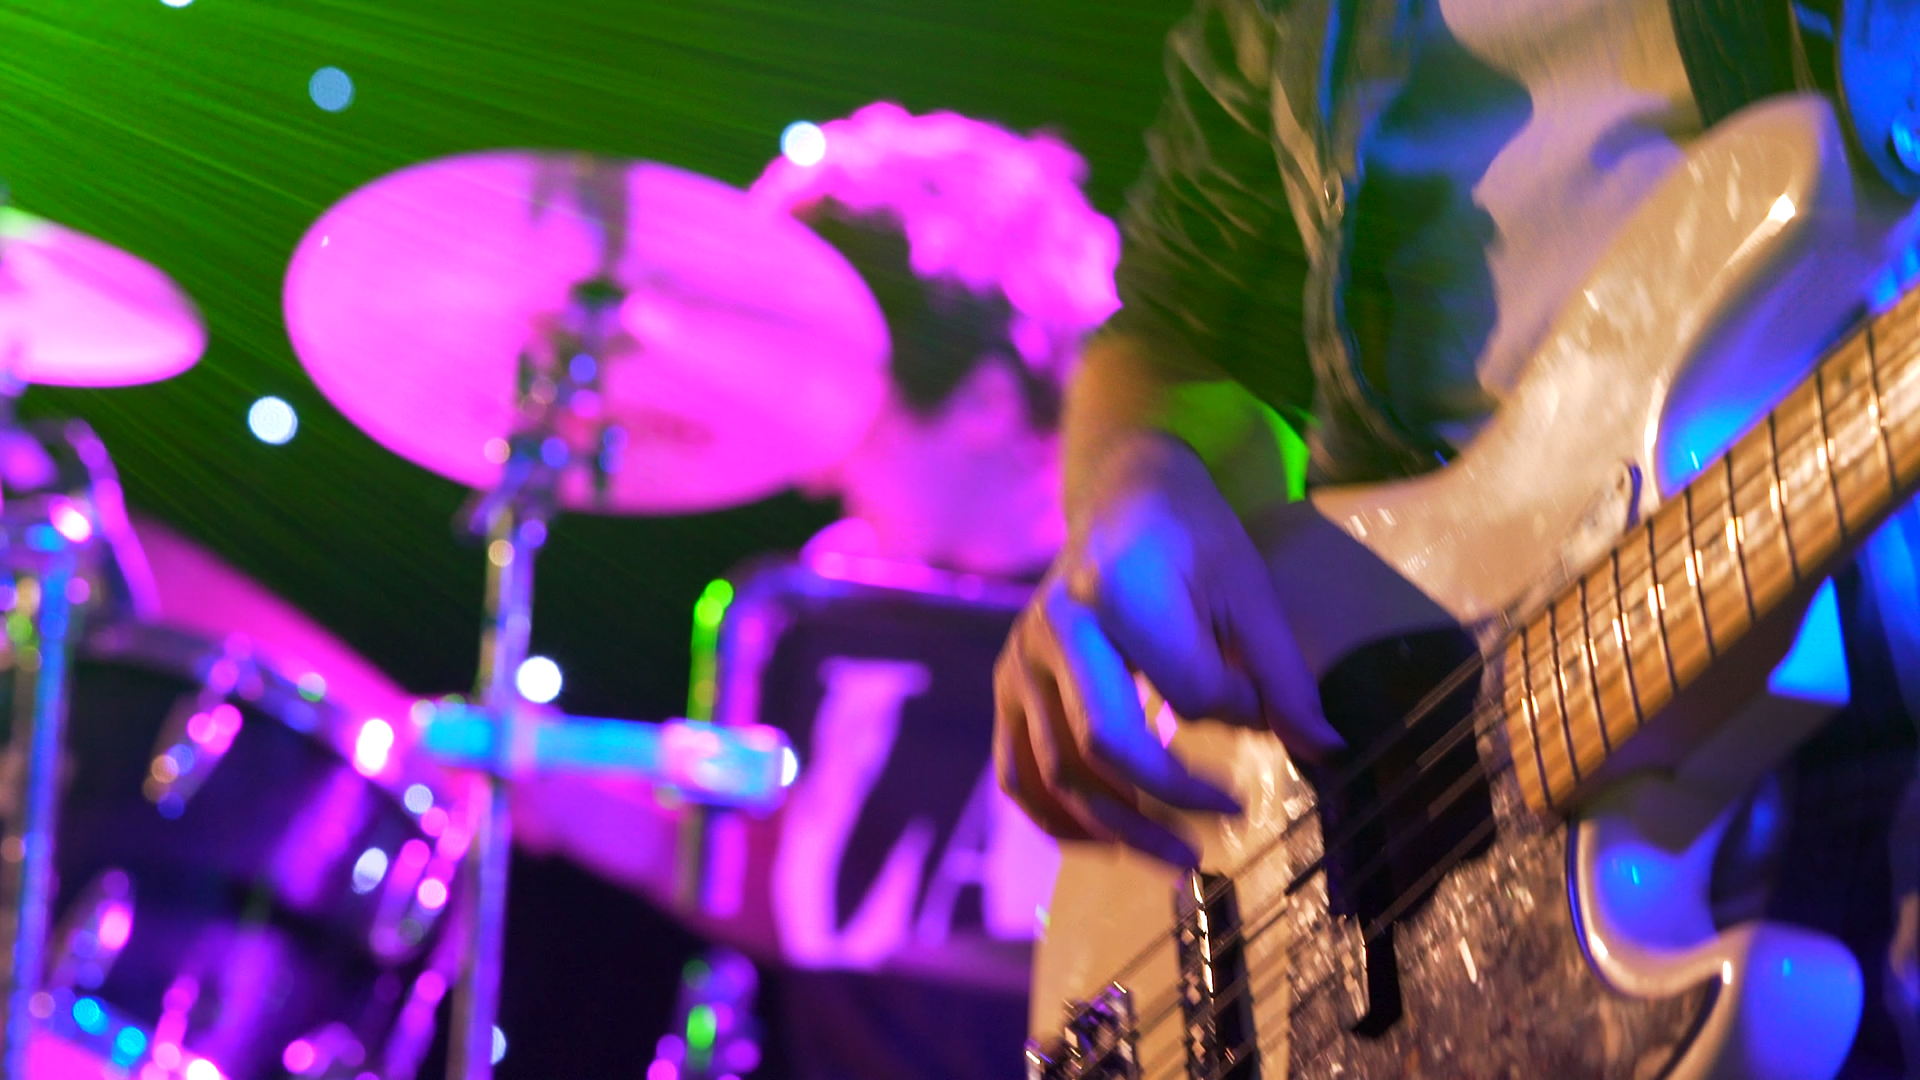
[994,432,1341,867]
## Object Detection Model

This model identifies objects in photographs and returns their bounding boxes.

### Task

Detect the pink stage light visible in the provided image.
[416,877,449,910]
[187,703,243,754]
[97,902,133,951]
[282,1039,317,1074]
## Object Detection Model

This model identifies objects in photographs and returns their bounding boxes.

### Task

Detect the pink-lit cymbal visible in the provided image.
[0,208,206,387]
[283,153,890,514]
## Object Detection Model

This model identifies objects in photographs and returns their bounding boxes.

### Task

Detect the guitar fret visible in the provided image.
[1608,546,1648,727]
[1497,295,1920,821]
[1819,333,1892,534]
[1729,425,1795,611]
[1872,305,1920,484]
[1576,576,1614,754]
[1686,467,1750,646]
[1614,521,1674,714]
[1502,633,1552,812]
[1773,380,1845,569]
[1546,598,1599,782]
[1766,413,1802,581]
[1865,323,1900,497]
[1650,498,1710,686]
[1683,487,1719,656]
[1813,362,1851,544]
[1723,455,1758,622]
[1523,616,1576,802]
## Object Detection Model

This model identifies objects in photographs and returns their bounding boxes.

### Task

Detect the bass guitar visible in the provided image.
[1028,96,1920,1080]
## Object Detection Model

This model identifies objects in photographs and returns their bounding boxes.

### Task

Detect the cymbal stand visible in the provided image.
[0,395,101,1077]
[445,263,627,1080]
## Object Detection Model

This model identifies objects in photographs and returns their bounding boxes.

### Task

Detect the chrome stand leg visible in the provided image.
[2,548,79,1077]
[446,510,539,1080]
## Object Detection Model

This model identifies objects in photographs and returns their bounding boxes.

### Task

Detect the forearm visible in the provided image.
[1064,329,1305,526]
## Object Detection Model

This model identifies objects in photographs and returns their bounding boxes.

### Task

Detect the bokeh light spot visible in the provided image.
[297,672,327,701]
[516,656,562,704]
[309,67,355,112]
[351,847,389,894]
[353,718,394,775]
[403,783,433,814]
[780,121,826,167]
[248,397,298,445]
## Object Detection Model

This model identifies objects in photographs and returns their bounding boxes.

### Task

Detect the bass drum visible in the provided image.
[7,517,471,1080]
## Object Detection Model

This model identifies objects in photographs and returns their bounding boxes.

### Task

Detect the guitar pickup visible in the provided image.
[1175,871,1259,1079]
[1026,984,1140,1080]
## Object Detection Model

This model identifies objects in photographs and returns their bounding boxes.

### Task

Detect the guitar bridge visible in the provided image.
[1026,984,1140,1080]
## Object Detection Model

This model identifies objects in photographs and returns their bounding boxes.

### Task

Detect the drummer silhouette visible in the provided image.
[514,103,1119,1080]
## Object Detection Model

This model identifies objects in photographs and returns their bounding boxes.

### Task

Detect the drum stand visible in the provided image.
[444,264,624,1080]
[0,404,101,1078]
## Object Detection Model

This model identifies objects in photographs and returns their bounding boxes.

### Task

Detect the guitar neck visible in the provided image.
[1502,286,1920,814]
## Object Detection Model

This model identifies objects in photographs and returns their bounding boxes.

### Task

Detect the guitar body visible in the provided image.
[1031,96,1920,1079]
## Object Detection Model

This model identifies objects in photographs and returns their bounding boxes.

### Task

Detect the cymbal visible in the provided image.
[0,207,205,387]
[283,152,890,514]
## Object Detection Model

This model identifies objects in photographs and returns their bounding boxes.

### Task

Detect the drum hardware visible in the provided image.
[283,150,889,1079]
[0,465,102,1079]
[419,705,794,807]
[0,198,203,1075]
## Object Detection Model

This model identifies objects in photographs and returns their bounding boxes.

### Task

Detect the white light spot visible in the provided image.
[780,746,799,787]
[491,1026,508,1065]
[308,67,355,112]
[353,718,394,775]
[51,500,92,544]
[780,121,826,167]
[1769,195,1797,223]
[516,656,562,704]
[248,397,298,445]
[351,847,389,894]
[403,783,434,814]
[161,0,193,7]
[185,1060,223,1080]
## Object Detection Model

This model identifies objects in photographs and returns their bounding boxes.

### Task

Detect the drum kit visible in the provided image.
[0,150,893,1080]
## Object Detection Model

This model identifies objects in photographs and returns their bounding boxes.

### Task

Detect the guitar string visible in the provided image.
[1092,311,1920,1078]
[1033,316,1920,1069]
[1119,406,1918,1075]
[1056,423,1840,1070]
[1122,750,1508,1071]
[1171,354,1920,1066]
[1113,384,1888,1065]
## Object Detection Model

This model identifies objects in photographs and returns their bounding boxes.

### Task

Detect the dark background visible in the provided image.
[0,0,1185,1074]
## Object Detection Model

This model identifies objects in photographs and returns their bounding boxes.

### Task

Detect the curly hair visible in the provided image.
[751,103,1120,429]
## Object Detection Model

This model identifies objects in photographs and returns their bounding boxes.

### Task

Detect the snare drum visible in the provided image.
[3,520,468,1080]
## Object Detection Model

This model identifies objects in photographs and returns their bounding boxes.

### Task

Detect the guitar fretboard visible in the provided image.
[1502,287,1920,814]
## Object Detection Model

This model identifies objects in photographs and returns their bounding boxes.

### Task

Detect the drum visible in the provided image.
[3,520,469,1080]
